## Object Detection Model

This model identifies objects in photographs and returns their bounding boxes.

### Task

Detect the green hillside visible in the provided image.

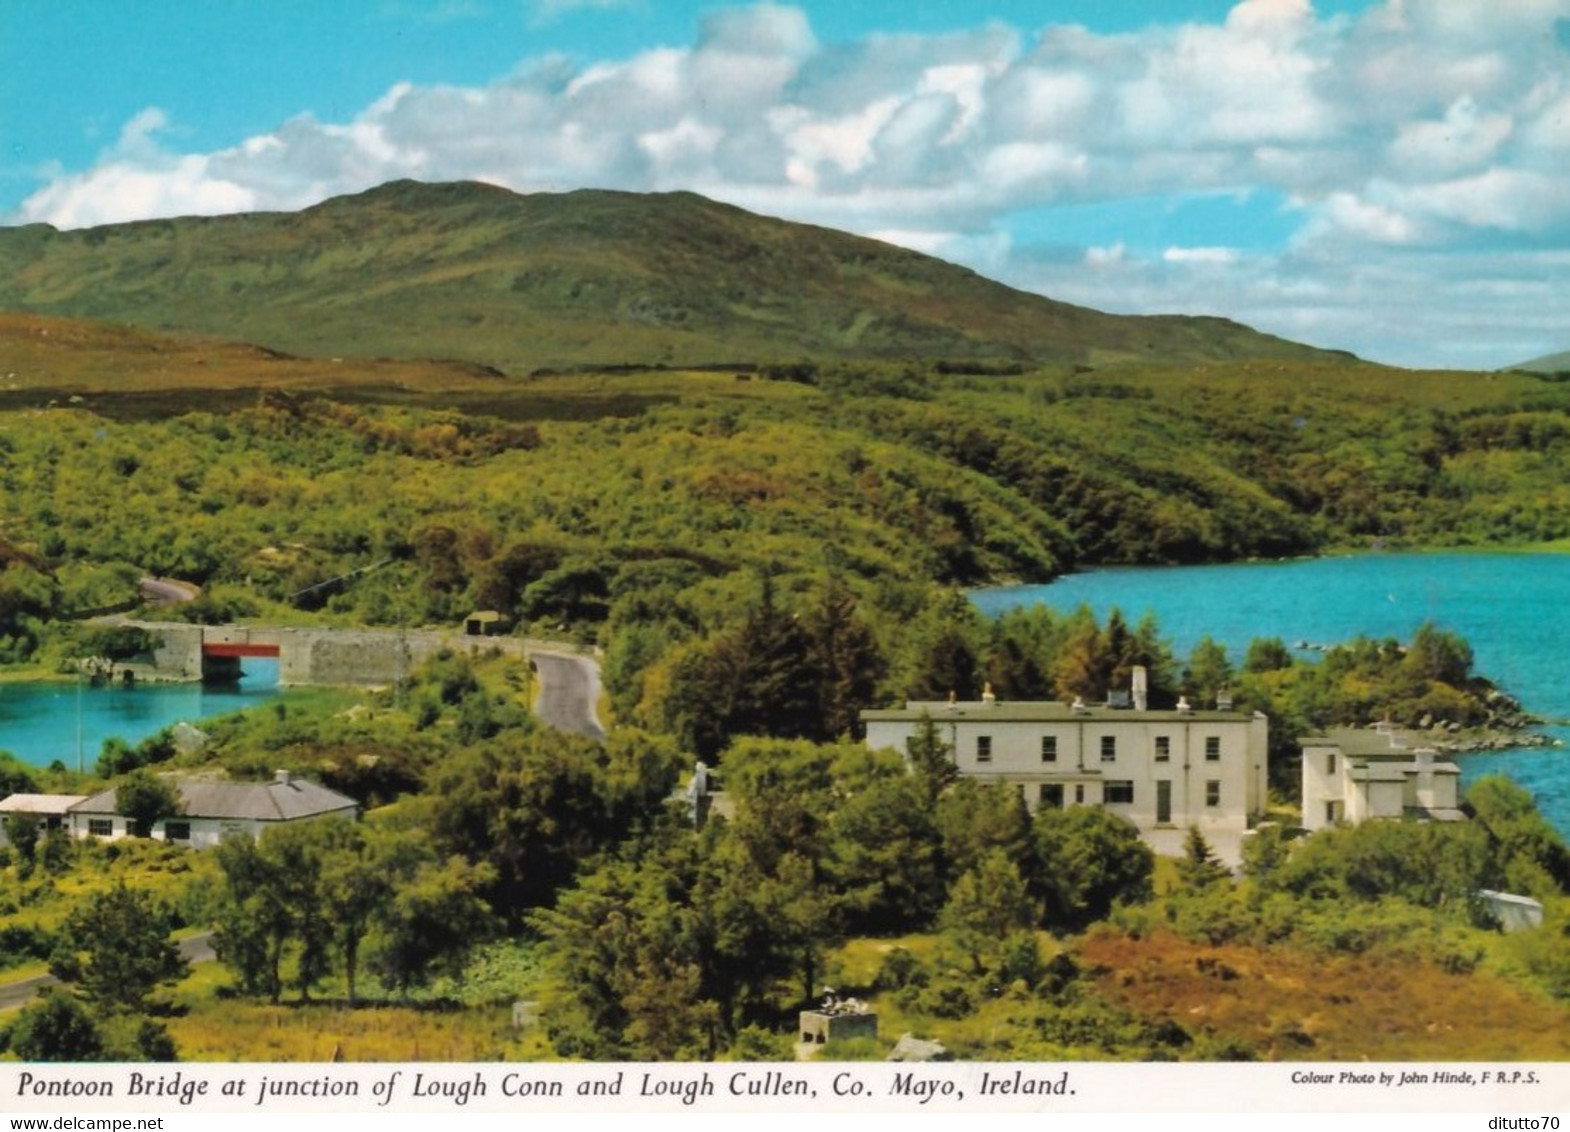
[1509,349,1570,375]
[0,180,1343,373]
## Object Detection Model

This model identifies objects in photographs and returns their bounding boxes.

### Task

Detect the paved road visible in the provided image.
[0,932,214,1013]
[138,576,201,607]
[531,651,606,740]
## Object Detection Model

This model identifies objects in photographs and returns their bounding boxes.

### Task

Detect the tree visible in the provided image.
[1405,621,1474,687]
[425,732,640,923]
[1033,806,1154,931]
[212,833,296,1004]
[904,713,957,802]
[531,845,720,1060]
[801,580,886,740]
[940,849,1038,974]
[115,770,184,838]
[1243,636,1294,674]
[51,884,189,1014]
[318,825,398,1007]
[3,812,39,878]
[1465,775,1570,898]
[936,778,1033,881]
[1184,637,1233,708]
[827,770,944,933]
[1176,827,1231,891]
[369,856,496,999]
[1052,615,1106,701]
[4,989,105,1062]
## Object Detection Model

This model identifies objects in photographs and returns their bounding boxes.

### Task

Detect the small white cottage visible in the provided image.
[0,794,88,842]
[67,770,357,848]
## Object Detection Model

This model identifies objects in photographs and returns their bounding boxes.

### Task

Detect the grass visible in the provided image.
[821,919,1570,1063]
[1080,928,1570,1061]
[0,183,1338,374]
[161,950,557,1063]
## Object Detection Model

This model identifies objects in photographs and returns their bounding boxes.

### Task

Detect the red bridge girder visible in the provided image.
[202,642,280,659]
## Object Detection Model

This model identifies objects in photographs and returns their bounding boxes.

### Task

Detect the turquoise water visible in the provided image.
[0,659,283,773]
[973,553,1570,836]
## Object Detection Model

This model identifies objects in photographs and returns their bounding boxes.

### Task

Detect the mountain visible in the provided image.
[0,180,1346,374]
[1508,350,1570,374]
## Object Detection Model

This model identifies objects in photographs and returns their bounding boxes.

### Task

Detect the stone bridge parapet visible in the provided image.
[125,621,582,687]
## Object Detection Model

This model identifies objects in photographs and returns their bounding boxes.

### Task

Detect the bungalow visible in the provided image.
[1299,723,1463,831]
[0,794,88,843]
[67,770,358,848]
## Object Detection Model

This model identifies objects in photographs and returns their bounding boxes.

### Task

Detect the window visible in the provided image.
[1206,780,1221,807]
[1154,735,1170,762]
[1205,736,1221,761]
[1325,801,1339,824]
[1104,780,1135,804]
[1041,735,1058,763]
[1100,735,1117,762]
[1041,784,1063,809]
[88,818,113,837]
[164,821,191,842]
[1074,784,1085,804]
[976,735,992,763]
[1326,752,1337,774]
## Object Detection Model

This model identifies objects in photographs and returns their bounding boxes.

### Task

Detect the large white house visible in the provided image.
[1299,724,1463,832]
[861,686,1269,862]
[65,770,358,848]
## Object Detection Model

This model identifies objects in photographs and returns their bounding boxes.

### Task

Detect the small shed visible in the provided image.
[464,610,505,637]
[799,991,877,1045]
[1477,889,1545,932]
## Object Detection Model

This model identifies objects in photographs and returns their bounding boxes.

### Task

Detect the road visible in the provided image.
[531,650,606,740]
[138,576,201,607]
[0,932,214,1012]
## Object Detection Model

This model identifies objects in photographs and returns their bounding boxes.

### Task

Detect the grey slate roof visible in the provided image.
[72,776,357,822]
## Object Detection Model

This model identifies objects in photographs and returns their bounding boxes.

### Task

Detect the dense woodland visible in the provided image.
[0,341,1569,1061]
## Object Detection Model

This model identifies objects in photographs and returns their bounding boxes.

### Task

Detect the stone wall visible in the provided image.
[135,621,564,687]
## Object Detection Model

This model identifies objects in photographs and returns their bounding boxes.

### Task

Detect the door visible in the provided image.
[1041,783,1064,809]
[1156,779,1172,824]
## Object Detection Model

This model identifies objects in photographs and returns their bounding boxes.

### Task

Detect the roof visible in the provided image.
[72,776,357,822]
[1301,726,1440,758]
[862,699,1261,725]
[0,794,88,816]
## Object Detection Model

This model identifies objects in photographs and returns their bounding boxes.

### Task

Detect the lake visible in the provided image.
[0,659,284,773]
[972,552,1570,836]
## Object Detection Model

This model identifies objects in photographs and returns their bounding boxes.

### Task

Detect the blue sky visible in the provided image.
[2,0,1567,369]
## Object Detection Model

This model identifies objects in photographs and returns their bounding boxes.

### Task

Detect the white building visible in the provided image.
[66,770,357,848]
[861,688,1269,862]
[0,794,87,842]
[1299,724,1463,832]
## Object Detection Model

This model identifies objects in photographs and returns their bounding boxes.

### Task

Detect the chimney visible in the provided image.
[274,769,293,787]
[1216,688,1234,711]
[1132,666,1148,712]
[1177,695,1193,714]
[982,682,996,707]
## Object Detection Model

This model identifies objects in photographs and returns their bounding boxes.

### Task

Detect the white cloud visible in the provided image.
[530,0,641,26]
[11,0,1570,368]
[1163,246,1239,264]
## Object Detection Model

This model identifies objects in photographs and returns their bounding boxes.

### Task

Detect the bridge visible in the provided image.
[125,621,603,737]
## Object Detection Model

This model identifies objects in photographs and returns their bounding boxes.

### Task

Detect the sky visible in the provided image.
[2,0,1567,370]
